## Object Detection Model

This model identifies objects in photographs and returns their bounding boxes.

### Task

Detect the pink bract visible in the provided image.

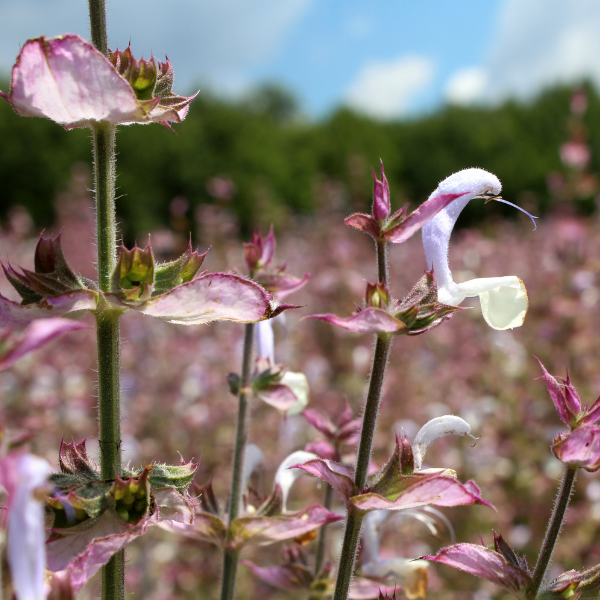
[0,35,196,129]
[422,544,532,597]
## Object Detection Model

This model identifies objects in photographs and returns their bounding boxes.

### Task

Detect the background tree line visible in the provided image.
[0,81,596,239]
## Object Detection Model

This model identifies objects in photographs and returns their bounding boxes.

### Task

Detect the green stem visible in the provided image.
[527,465,577,598]
[332,507,366,600]
[221,322,255,600]
[313,483,334,578]
[93,124,117,292]
[332,335,392,600]
[377,240,388,285]
[88,0,109,56]
[91,121,122,600]
[354,336,392,490]
[332,239,392,600]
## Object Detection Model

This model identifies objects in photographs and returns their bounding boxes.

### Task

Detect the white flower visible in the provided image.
[255,319,275,365]
[412,415,477,471]
[422,168,530,330]
[0,454,52,600]
[274,450,317,511]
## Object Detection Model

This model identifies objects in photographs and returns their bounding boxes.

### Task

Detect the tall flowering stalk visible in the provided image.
[221,229,308,600]
[308,165,531,600]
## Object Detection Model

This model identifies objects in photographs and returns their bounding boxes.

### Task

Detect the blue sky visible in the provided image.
[2,0,600,119]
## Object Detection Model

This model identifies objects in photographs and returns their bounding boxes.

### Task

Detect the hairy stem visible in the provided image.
[332,506,365,600]
[90,91,122,600]
[354,336,392,490]
[314,483,334,577]
[88,0,109,56]
[528,465,577,598]
[332,334,392,600]
[221,322,256,600]
[377,241,388,285]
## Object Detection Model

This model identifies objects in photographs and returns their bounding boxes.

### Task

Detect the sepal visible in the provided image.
[153,242,208,296]
[149,459,199,494]
[112,244,155,304]
[3,233,86,304]
[394,270,465,335]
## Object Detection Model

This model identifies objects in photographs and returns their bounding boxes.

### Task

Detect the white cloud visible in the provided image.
[344,55,435,119]
[482,0,600,101]
[0,0,313,94]
[445,67,489,105]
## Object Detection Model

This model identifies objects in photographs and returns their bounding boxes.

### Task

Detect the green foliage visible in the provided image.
[0,80,596,236]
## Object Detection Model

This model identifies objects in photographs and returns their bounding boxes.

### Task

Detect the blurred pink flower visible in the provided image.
[560,140,591,170]
[0,318,87,371]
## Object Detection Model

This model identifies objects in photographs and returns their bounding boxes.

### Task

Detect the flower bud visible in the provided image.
[372,159,391,222]
[366,281,391,310]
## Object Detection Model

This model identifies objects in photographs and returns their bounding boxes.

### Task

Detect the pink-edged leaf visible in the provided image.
[159,510,227,546]
[305,307,407,335]
[383,192,465,244]
[535,357,572,425]
[553,426,600,471]
[351,475,493,512]
[49,513,155,595]
[258,384,298,412]
[422,543,532,596]
[2,35,143,129]
[302,408,337,438]
[46,509,149,573]
[0,290,97,327]
[304,439,339,461]
[349,579,400,600]
[153,488,195,525]
[241,560,313,591]
[257,273,310,300]
[136,273,273,325]
[1,35,196,129]
[345,213,380,239]
[0,318,87,371]
[231,504,342,548]
[293,458,356,502]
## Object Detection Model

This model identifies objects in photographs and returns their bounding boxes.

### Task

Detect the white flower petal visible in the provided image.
[422,168,501,290]
[5,455,52,600]
[455,276,528,330]
[280,371,310,416]
[255,319,275,364]
[240,444,264,497]
[274,450,317,511]
[413,416,476,470]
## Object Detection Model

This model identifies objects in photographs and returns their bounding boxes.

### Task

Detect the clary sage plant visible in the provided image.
[0,2,598,600]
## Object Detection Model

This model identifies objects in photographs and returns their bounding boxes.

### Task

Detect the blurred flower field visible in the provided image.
[2,164,600,600]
